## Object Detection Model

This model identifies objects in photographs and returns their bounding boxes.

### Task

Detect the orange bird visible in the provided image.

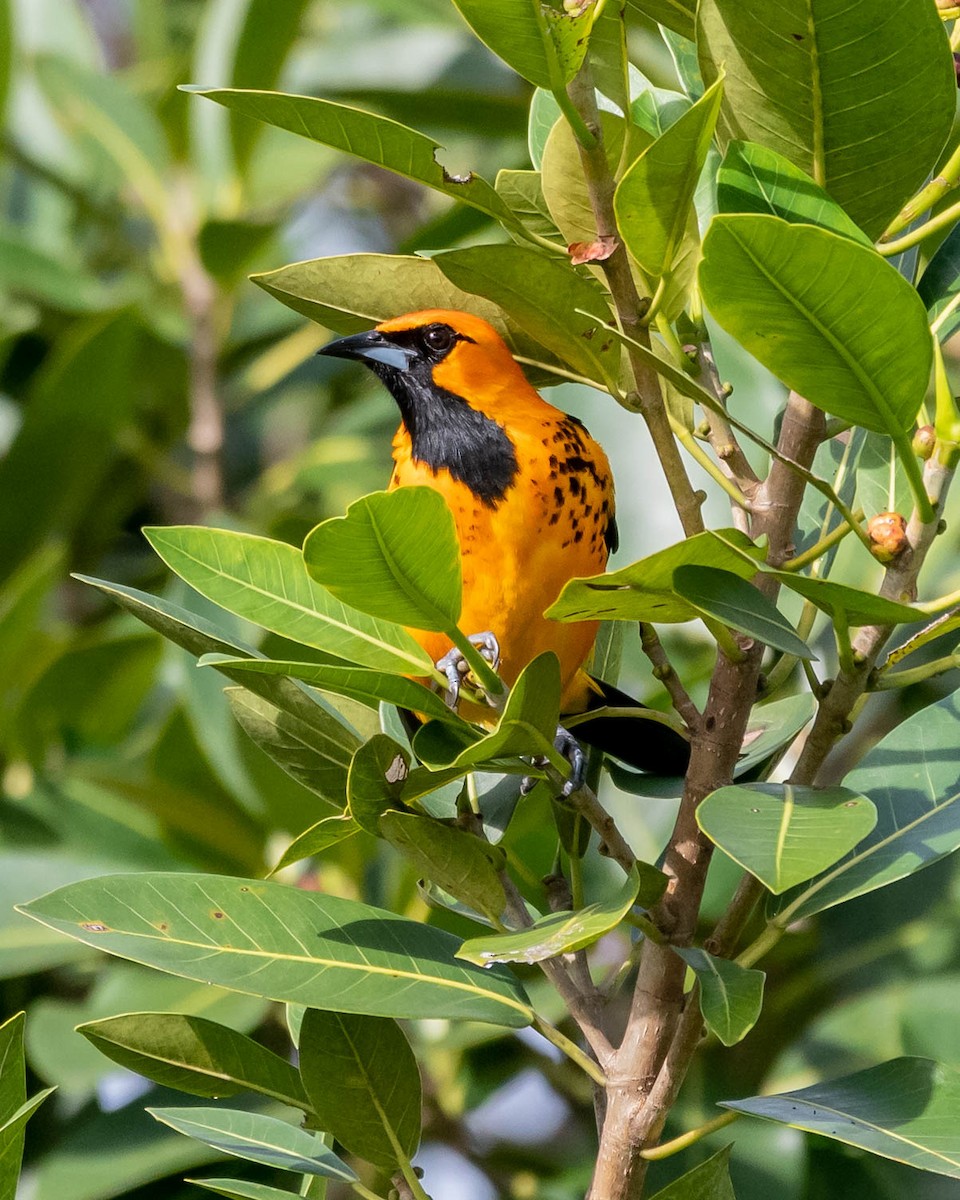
[319,309,689,781]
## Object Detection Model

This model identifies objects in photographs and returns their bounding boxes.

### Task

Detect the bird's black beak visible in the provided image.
[318,329,416,372]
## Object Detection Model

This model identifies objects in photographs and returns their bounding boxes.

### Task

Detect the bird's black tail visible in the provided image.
[571,676,691,777]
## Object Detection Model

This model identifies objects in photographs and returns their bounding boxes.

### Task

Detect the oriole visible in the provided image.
[320,309,689,778]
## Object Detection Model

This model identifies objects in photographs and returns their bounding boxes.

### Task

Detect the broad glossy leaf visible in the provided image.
[648,1145,735,1200]
[379,810,506,924]
[723,1058,960,1178]
[347,735,410,835]
[625,0,695,40]
[226,687,356,807]
[547,528,762,623]
[700,216,932,435]
[303,488,460,633]
[144,526,431,675]
[615,78,723,276]
[434,244,619,386]
[18,873,532,1027]
[777,692,960,921]
[300,1009,421,1171]
[149,1107,356,1179]
[768,571,925,629]
[78,1013,309,1109]
[188,88,517,229]
[450,0,595,89]
[734,694,815,778]
[201,655,465,726]
[697,0,954,238]
[252,253,571,384]
[271,814,360,873]
[717,141,870,245]
[697,783,877,894]
[187,1182,301,1200]
[675,948,764,1046]
[673,566,815,659]
[415,652,561,772]
[457,865,647,965]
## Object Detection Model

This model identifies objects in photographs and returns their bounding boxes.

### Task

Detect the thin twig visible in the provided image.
[639,623,701,731]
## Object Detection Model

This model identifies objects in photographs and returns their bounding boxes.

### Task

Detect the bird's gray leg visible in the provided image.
[521,725,586,797]
[435,632,501,709]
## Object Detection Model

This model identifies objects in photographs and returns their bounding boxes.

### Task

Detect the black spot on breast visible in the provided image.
[554,485,564,507]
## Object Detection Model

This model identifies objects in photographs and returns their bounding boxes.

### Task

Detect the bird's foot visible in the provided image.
[436,632,501,709]
[521,725,586,798]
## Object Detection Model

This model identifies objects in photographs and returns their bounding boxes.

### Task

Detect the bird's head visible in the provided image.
[318,309,533,419]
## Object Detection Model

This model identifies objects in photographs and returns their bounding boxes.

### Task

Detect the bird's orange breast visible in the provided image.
[390,404,614,712]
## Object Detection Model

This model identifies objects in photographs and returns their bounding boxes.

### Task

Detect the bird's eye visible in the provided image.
[423,325,457,353]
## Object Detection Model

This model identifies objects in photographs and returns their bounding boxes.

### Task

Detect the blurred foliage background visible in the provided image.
[3,2,960,1198]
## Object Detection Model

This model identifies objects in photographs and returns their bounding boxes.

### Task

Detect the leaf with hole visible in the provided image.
[697,783,877,894]
[347,735,410,835]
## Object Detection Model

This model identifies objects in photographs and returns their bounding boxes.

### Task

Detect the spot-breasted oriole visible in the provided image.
[320,309,690,779]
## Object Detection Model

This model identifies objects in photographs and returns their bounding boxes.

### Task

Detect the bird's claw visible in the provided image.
[521,725,586,798]
[436,632,500,709]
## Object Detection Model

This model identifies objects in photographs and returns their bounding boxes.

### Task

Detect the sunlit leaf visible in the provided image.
[675,948,764,1046]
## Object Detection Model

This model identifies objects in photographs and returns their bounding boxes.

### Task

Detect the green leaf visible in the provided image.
[547,528,763,623]
[149,1107,356,1179]
[300,1009,421,1171]
[723,1058,960,1178]
[303,488,460,633]
[700,216,933,436]
[0,230,111,312]
[35,54,171,229]
[0,1011,26,1200]
[379,811,507,924]
[767,571,926,628]
[252,253,572,385]
[697,783,877,894]
[187,1182,301,1200]
[647,1145,735,1200]
[143,526,432,675]
[433,244,619,386]
[495,169,563,245]
[200,655,466,726]
[415,652,561,772]
[734,693,816,778]
[347,735,410,835]
[228,0,311,173]
[919,223,960,342]
[226,687,356,808]
[625,0,696,40]
[615,77,723,276]
[78,1013,310,1109]
[776,692,960,921]
[449,0,596,89]
[0,315,139,585]
[17,872,532,1027]
[187,87,518,230]
[457,864,647,965]
[697,0,955,238]
[271,814,360,874]
[675,948,764,1046]
[717,141,870,245]
[673,566,816,659]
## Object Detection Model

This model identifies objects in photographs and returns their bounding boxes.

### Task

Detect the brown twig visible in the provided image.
[639,623,701,732]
